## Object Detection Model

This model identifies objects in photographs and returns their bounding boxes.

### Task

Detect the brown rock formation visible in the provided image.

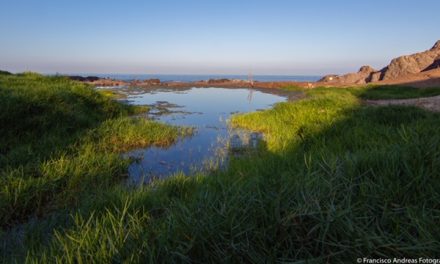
[423,56,440,72]
[318,74,339,82]
[319,40,440,86]
[369,71,383,83]
[375,68,440,88]
[319,65,376,85]
[381,40,440,80]
[207,78,231,84]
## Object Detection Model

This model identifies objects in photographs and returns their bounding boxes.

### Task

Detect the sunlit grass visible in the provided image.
[0,73,189,231]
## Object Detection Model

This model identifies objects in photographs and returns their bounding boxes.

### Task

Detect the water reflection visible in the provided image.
[124,87,287,184]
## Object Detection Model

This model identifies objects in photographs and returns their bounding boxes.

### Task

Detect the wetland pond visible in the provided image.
[122,87,289,184]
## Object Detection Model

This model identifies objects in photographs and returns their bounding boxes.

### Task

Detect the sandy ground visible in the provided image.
[364,95,440,112]
[361,68,440,112]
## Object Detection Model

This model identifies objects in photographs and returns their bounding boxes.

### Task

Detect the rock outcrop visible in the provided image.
[319,65,376,85]
[318,74,339,82]
[423,56,440,72]
[207,78,231,84]
[381,40,440,80]
[319,40,440,85]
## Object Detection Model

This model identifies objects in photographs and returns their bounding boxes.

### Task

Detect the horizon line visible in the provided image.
[4,70,324,77]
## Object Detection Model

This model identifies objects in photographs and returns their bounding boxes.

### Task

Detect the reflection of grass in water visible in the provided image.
[5,81,440,262]
[226,127,263,154]
[129,128,262,183]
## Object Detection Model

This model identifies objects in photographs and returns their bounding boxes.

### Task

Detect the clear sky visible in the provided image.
[0,0,439,75]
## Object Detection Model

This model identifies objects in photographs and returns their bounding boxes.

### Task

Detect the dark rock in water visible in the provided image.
[0,70,12,75]
[208,78,230,84]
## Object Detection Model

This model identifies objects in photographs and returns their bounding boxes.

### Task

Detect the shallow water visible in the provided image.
[124,87,287,184]
[89,73,321,82]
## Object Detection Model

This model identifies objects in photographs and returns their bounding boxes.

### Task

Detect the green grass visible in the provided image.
[0,73,189,235]
[2,77,440,262]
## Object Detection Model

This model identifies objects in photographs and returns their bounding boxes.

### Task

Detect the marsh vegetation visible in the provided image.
[1,74,440,262]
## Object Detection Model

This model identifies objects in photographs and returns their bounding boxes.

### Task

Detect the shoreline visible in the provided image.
[69,67,440,90]
[71,76,318,89]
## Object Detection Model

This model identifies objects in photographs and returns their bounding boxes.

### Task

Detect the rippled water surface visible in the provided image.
[124,87,288,184]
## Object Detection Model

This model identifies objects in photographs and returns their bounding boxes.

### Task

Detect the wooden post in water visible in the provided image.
[247,71,254,103]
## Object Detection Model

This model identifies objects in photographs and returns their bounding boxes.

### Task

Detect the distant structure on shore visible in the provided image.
[247,71,254,103]
[248,71,254,87]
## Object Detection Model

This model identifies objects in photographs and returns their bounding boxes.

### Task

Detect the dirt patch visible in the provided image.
[364,95,440,112]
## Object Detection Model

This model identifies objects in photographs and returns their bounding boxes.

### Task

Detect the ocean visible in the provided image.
[78,74,321,82]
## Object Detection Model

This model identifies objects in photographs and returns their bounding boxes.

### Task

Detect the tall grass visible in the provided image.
[0,73,189,234]
[2,76,440,262]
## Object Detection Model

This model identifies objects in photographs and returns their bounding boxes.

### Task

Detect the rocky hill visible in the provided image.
[319,40,440,86]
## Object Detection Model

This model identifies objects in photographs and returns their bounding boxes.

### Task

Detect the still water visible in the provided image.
[124,87,287,184]
[91,74,321,82]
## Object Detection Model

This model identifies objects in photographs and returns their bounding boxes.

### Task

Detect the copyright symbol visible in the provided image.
[357,258,362,263]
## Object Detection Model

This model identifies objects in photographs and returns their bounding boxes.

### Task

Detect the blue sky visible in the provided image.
[0,0,439,75]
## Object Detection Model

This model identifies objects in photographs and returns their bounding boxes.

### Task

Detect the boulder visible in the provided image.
[359,65,376,74]
[381,40,440,80]
[369,71,383,83]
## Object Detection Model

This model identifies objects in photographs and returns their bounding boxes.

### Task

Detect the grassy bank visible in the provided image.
[0,73,190,259]
[2,76,440,262]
